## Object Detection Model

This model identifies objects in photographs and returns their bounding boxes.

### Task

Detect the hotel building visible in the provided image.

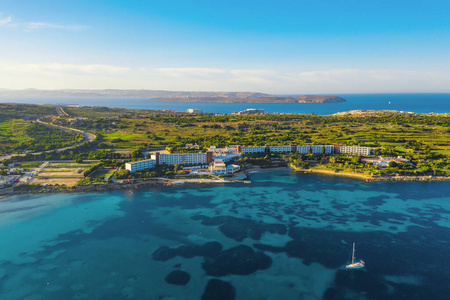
[125,144,371,173]
[338,146,371,156]
[125,159,157,173]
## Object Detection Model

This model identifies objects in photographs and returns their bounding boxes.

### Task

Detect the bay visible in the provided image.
[0,171,449,299]
[1,93,450,114]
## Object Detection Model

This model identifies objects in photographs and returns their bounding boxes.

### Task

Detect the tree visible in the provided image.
[388,161,398,168]
[131,149,141,158]
[351,156,361,164]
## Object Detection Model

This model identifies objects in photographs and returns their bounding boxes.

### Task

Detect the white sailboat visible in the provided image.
[346,242,365,269]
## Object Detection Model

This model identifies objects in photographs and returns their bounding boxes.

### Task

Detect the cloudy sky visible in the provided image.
[1,0,449,94]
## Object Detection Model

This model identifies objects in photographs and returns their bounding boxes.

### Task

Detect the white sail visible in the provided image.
[346,243,365,269]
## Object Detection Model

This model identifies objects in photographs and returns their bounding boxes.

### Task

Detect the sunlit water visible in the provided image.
[0,171,449,299]
[1,93,450,114]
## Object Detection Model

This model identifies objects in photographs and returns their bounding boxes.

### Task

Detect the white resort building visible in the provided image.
[125,159,157,173]
[151,152,213,165]
[339,146,371,156]
[125,144,371,173]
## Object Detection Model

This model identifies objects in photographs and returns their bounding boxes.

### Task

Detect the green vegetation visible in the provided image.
[0,120,83,154]
[23,123,84,152]
[76,112,450,155]
[0,119,33,153]
[0,103,56,120]
[1,104,450,181]
[19,161,43,168]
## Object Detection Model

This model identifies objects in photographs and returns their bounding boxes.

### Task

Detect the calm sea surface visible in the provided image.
[1,93,450,114]
[0,171,449,299]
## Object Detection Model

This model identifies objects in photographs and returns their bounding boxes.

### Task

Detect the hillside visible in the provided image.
[158,95,346,103]
[0,89,270,99]
[0,89,345,103]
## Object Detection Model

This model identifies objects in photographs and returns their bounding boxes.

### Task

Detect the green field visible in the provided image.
[0,119,33,152]
[2,104,450,178]
[97,114,450,156]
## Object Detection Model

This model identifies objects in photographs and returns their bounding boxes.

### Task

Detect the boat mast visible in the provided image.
[352,243,355,264]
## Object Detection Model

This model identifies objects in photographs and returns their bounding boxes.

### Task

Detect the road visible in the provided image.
[0,121,97,162]
[36,120,96,143]
[56,106,69,117]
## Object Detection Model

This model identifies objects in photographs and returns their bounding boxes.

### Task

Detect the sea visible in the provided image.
[1,93,450,114]
[0,171,449,299]
[1,94,450,299]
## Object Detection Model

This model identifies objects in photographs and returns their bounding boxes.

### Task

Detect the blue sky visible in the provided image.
[0,0,449,93]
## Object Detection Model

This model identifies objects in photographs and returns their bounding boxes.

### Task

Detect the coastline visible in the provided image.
[0,179,172,197]
[290,165,450,182]
[2,165,450,198]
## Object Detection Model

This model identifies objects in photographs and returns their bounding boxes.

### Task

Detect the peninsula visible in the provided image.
[0,89,345,104]
[157,95,346,103]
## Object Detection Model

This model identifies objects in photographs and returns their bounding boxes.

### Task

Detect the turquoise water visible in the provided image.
[1,93,450,114]
[0,171,449,299]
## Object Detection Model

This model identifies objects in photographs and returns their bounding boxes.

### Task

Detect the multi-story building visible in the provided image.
[269,145,293,153]
[186,108,203,114]
[310,145,334,154]
[125,159,157,173]
[151,151,213,166]
[232,108,265,115]
[240,146,267,154]
[211,162,227,174]
[297,145,310,154]
[213,153,241,163]
[126,144,370,173]
[339,146,371,156]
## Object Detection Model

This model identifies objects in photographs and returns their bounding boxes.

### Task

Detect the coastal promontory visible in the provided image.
[157,95,346,103]
[0,89,346,104]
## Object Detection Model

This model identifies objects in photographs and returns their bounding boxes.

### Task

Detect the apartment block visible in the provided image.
[339,146,371,156]
[125,159,157,173]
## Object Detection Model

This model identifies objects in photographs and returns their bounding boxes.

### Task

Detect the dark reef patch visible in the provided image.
[202,245,272,276]
[165,270,190,285]
[363,195,389,208]
[152,246,178,261]
[192,215,286,241]
[253,243,286,253]
[152,241,223,261]
[325,269,449,300]
[201,279,236,300]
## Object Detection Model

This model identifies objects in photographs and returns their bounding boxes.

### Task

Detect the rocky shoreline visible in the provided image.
[0,180,173,197]
[2,167,449,198]
[296,167,450,182]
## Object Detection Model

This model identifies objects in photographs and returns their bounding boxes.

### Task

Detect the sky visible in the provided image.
[0,0,450,94]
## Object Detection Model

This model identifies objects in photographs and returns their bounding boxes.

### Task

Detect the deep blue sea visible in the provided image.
[1,93,450,114]
[1,171,449,299]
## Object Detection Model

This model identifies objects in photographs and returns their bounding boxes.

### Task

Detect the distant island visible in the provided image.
[0,89,346,103]
[158,95,346,103]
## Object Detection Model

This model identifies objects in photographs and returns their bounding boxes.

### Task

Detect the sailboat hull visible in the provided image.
[346,261,365,269]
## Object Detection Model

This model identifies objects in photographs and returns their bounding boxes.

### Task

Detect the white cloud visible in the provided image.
[0,15,12,26]
[154,67,226,77]
[294,68,450,93]
[0,12,85,31]
[229,69,277,83]
[0,62,130,75]
[0,62,449,93]
[24,22,87,31]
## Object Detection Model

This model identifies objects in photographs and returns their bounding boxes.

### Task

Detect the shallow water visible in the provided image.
[0,171,449,299]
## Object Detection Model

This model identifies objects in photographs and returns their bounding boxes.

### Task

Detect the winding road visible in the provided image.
[0,120,97,162]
